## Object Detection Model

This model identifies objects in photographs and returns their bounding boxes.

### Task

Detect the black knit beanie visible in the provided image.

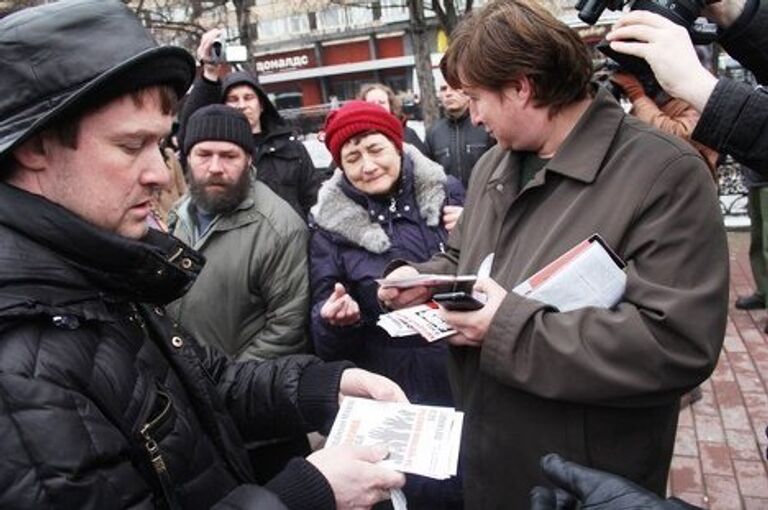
[183,104,254,155]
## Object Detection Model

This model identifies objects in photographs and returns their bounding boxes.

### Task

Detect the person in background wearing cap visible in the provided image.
[377,1,728,507]
[309,100,465,510]
[425,81,495,189]
[0,1,406,509]
[166,104,313,482]
[179,28,323,220]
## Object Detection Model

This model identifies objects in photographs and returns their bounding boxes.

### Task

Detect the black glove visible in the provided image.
[530,453,703,510]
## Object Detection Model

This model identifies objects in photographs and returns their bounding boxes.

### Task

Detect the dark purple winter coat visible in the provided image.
[309,145,464,406]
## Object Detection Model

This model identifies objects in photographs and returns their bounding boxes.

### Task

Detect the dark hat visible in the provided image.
[221,71,261,100]
[0,0,196,159]
[323,100,404,164]
[183,105,255,155]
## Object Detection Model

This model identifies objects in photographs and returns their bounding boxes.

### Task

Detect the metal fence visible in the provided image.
[718,155,748,218]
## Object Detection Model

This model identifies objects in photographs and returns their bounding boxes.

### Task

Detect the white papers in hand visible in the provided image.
[377,303,456,342]
[326,397,464,480]
[512,235,626,312]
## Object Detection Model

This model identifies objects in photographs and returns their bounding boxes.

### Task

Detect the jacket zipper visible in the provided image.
[454,121,463,186]
[140,390,182,510]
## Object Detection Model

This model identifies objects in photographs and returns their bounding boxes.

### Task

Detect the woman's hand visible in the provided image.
[376,266,431,310]
[442,205,463,232]
[321,283,361,327]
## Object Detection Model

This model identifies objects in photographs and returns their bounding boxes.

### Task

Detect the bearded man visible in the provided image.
[167,104,312,481]
[168,104,308,362]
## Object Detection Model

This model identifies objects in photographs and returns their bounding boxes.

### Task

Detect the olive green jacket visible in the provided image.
[168,179,310,360]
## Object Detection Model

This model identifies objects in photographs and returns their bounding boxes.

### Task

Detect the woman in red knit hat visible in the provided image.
[309,100,465,509]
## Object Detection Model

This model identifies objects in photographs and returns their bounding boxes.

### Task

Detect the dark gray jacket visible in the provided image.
[425,110,495,188]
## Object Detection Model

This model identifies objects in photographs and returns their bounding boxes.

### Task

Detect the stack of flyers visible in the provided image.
[377,302,456,342]
[326,397,464,480]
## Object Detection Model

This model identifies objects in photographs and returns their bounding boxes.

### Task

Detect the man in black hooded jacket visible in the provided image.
[0,2,405,509]
[179,29,324,220]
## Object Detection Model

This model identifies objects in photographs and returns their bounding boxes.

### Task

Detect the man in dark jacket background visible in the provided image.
[179,28,323,220]
[0,1,405,509]
[425,82,495,188]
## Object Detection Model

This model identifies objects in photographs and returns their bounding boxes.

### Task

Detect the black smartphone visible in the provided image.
[432,291,486,311]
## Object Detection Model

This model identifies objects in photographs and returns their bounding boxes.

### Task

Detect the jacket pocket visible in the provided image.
[466,143,487,154]
[435,147,451,167]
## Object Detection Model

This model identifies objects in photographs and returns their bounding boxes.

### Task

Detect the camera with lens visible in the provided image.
[577,0,718,76]
[209,37,226,65]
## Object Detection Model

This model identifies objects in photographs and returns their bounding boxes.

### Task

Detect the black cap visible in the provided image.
[183,105,255,156]
[0,0,196,158]
[221,71,261,100]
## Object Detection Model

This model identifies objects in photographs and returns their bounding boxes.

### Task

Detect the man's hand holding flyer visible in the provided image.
[512,234,626,312]
[376,235,625,341]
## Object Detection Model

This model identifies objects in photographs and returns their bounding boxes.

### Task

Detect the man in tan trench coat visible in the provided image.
[378,1,729,508]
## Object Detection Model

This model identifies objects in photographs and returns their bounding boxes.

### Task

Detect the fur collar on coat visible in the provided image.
[311,144,447,254]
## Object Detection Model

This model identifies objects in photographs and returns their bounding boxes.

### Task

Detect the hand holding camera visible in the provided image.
[196,28,226,81]
[606,12,718,111]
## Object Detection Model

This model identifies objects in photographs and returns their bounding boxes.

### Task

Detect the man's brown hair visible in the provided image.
[442,0,592,114]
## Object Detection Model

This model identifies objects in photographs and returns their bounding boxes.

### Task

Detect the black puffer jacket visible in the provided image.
[0,182,347,509]
[692,0,768,170]
[179,75,324,219]
[425,111,495,188]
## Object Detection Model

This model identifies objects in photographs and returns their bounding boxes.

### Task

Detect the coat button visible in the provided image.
[153,306,165,316]
[404,205,410,211]
[378,214,385,221]
[496,184,504,192]
[171,336,184,348]
[180,258,192,269]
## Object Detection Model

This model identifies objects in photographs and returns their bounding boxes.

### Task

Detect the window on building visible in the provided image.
[347,6,373,26]
[317,5,344,30]
[258,17,287,39]
[289,14,309,34]
[381,0,408,22]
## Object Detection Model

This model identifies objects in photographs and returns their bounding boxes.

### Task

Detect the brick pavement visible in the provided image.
[667,232,768,509]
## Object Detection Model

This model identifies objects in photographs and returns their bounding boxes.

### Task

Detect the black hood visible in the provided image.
[0,0,195,159]
[221,71,289,136]
[0,183,204,310]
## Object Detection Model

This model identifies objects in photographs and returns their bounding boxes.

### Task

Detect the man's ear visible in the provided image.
[516,76,534,105]
[12,134,50,172]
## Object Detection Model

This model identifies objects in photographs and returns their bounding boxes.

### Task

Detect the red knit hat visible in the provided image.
[323,100,404,164]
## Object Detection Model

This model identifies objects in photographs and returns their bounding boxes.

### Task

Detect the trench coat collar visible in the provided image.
[487,88,624,188]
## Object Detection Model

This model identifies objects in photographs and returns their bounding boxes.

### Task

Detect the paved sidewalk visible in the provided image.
[668,232,768,509]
